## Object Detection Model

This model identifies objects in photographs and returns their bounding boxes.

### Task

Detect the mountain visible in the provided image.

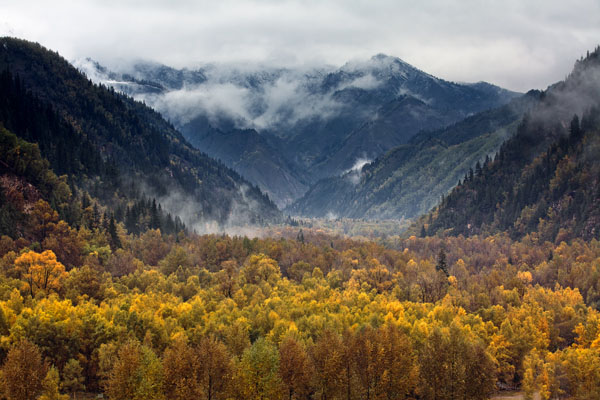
[182,124,309,207]
[0,37,280,230]
[75,55,519,206]
[287,92,540,220]
[303,58,520,178]
[415,46,600,242]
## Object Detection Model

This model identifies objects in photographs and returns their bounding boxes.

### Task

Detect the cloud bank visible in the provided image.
[74,59,376,131]
[2,0,600,91]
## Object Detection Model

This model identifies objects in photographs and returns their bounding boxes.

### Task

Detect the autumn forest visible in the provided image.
[0,36,600,400]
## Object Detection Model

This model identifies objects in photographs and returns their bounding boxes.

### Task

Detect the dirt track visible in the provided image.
[491,392,541,400]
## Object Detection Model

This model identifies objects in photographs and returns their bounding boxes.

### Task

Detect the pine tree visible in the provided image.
[150,199,161,230]
[108,216,121,250]
[296,229,305,244]
[436,248,449,277]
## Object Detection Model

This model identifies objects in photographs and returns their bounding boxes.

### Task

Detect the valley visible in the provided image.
[0,23,599,400]
[75,55,518,209]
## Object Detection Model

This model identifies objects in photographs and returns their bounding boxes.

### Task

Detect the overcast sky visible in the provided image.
[1,0,599,91]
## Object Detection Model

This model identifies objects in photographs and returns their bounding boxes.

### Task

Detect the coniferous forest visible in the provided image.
[1,34,600,400]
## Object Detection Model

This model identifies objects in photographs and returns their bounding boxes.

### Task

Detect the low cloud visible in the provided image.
[4,0,600,92]
[336,73,382,91]
[325,211,339,220]
[347,157,372,173]
[344,157,371,185]
[252,74,343,129]
[76,59,348,131]
[138,179,270,237]
[140,83,254,127]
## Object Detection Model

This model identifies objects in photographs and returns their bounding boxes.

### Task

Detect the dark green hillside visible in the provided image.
[422,108,600,241]
[288,92,538,219]
[420,47,600,241]
[183,125,309,208]
[0,37,280,227]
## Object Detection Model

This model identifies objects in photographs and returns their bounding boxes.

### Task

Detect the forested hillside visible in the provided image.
[184,126,309,208]
[288,92,539,219]
[0,37,280,229]
[420,46,600,242]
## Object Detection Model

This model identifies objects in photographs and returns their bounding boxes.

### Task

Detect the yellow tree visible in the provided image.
[39,366,69,400]
[216,260,238,298]
[376,324,418,400]
[42,220,83,269]
[104,340,164,400]
[562,347,600,400]
[310,330,344,400]
[240,254,281,286]
[0,339,47,400]
[29,200,59,242]
[163,339,204,400]
[352,326,380,400]
[197,336,233,400]
[418,322,495,400]
[14,250,67,297]
[347,325,416,400]
[279,336,313,400]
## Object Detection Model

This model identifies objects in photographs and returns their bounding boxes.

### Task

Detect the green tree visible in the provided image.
[104,340,164,400]
[107,216,122,250]
[159,246,190,276]
[436,248,449,277]
[61,359,85,400]
[0,305,9,335]
[39,366,69,400]
[239,337,282,400]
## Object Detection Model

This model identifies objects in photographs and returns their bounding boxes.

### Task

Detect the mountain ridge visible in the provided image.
[288,91,540,220]
[414,46,600,241]
[75,54,519,207]
[0,37,281,230]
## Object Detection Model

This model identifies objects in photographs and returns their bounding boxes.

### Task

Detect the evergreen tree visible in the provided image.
[296,229,305,244]
[108,216,121,250]
[436,248,449,277]
[150,199,161,230]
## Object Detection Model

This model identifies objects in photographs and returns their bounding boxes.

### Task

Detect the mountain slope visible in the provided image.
[417,47,600,241]
[183,124,309,208]
[288,92,539,220]
[76,55,519,205]
[0,37,280,228]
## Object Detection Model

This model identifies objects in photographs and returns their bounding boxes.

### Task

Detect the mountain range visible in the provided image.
[75,55,519,208]
[0,37,280,233]
[288,91,540,220]
[6,36,598,243]
[2,35,600,400]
